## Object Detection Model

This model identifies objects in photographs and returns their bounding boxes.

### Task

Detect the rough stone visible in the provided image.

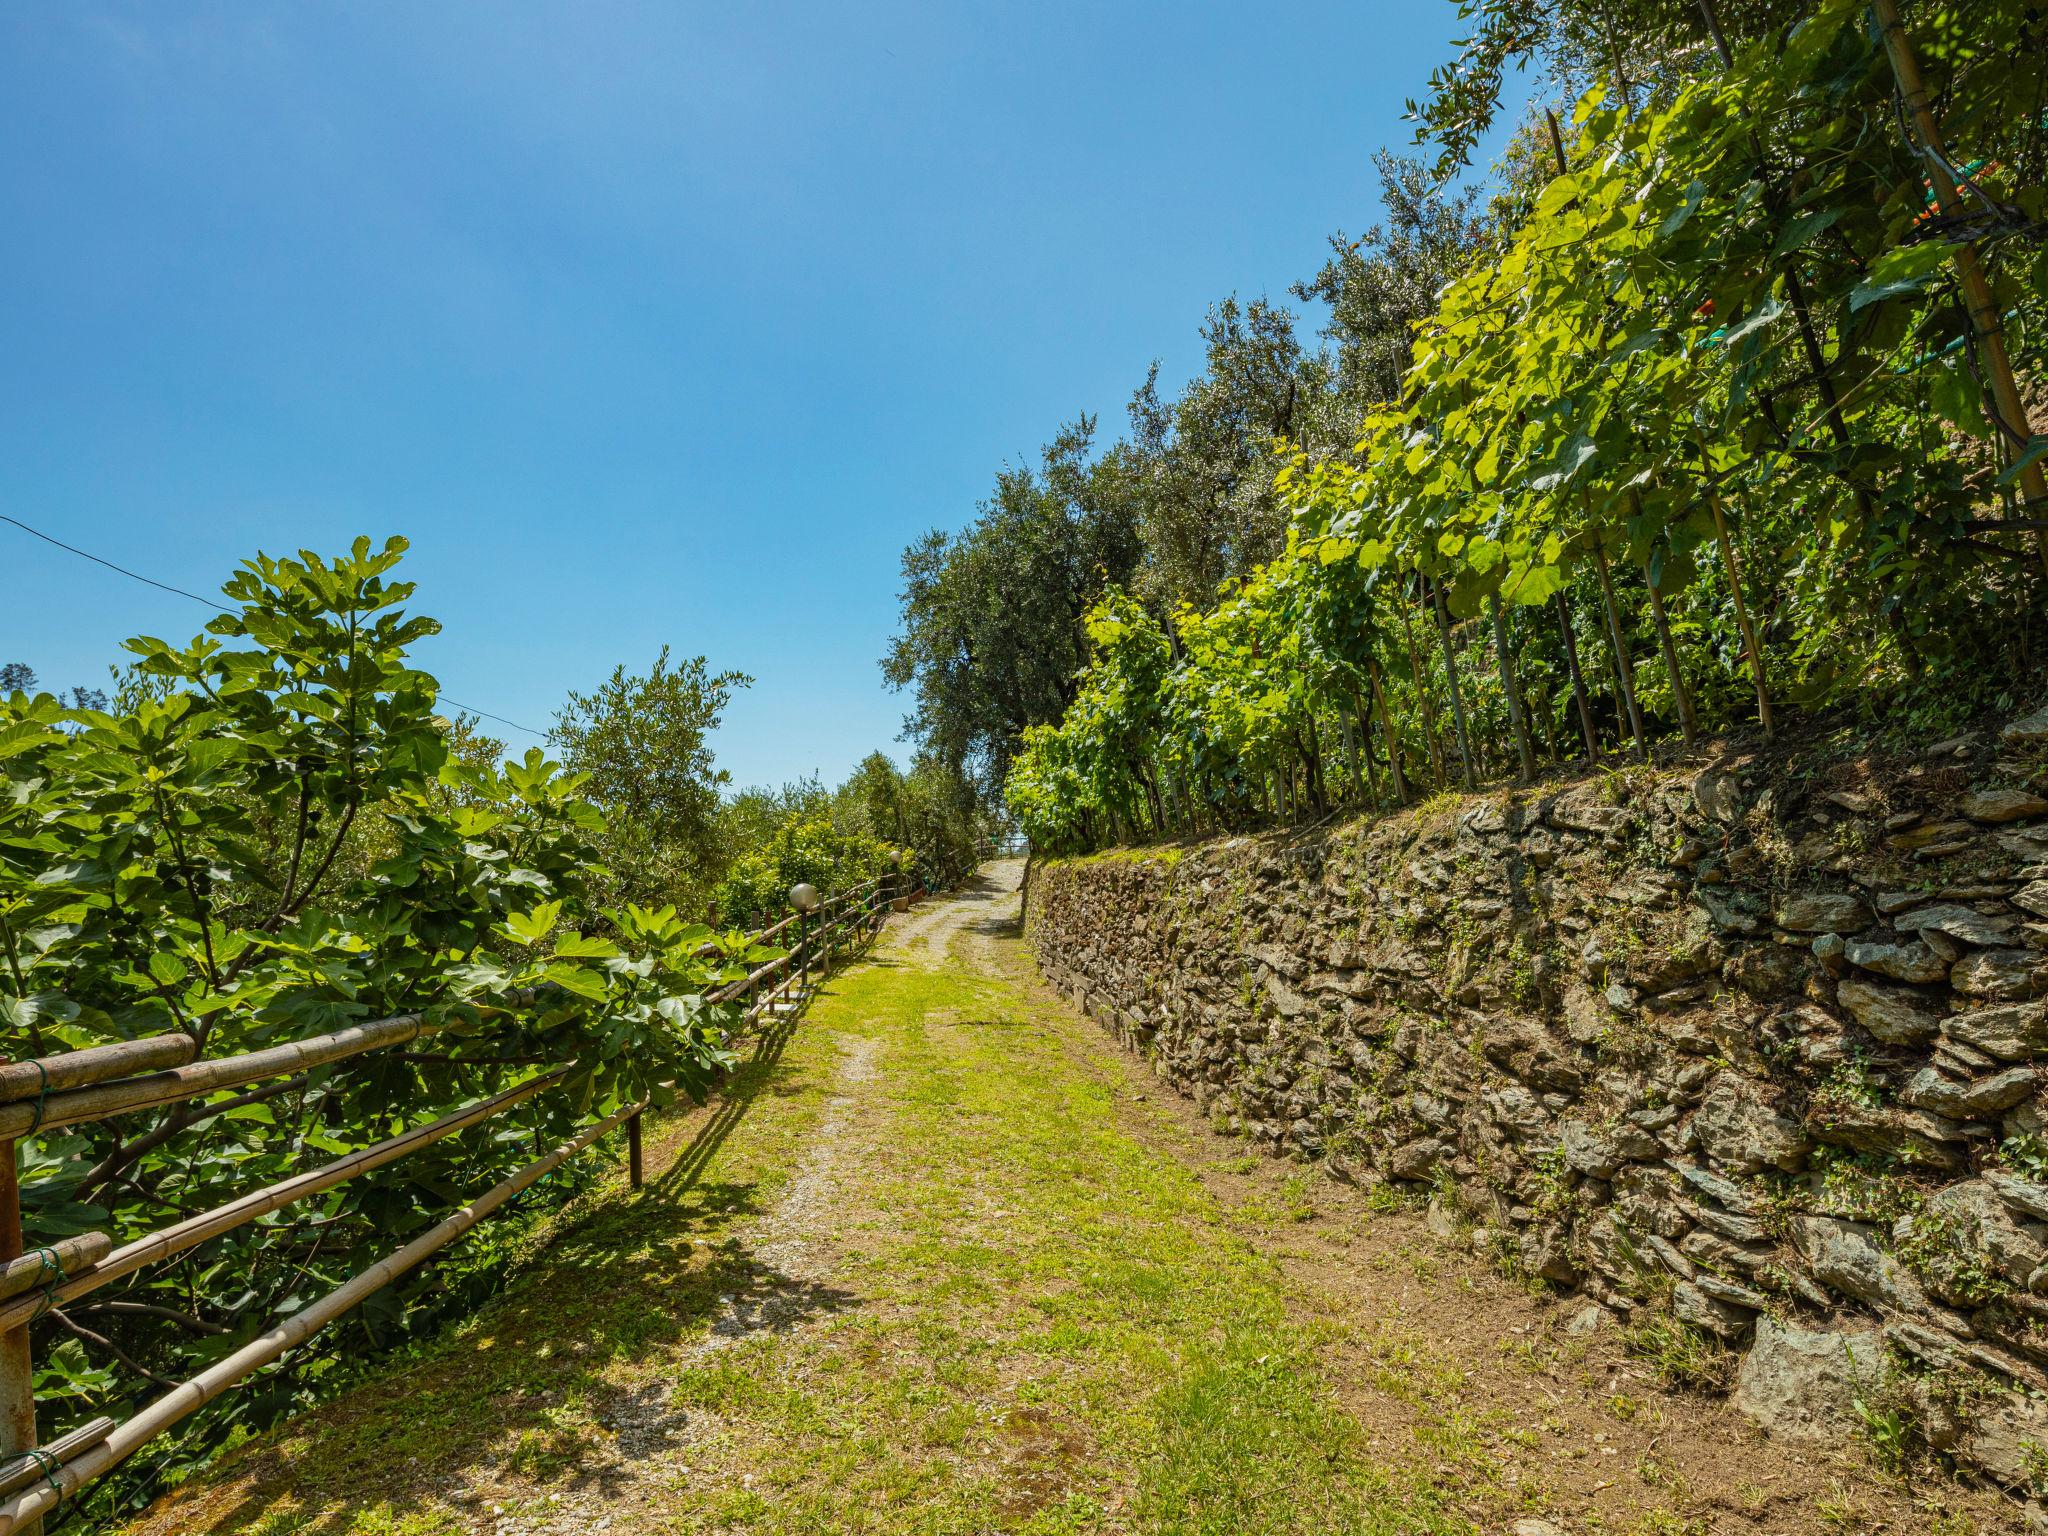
[2002,704,2048,748]
[1918,1179,2048,1295]
[1564,1304,1607,1337]
[1670,1161,1760,1214]
[1962,787,2048,824]
[1891,819,1973,851]
[1725,942,1806,999]
[1843,937,1949,983]
[1899,1065,2037,1120]
[1733,1317,1885,1444]
[1518,1226,1579,1284]
[1806,1102,1970,1173]
[1558,1119,1622,1179]
[1788,1214,1926,1309]
[1690,1071,1807,1174]
[1836,975,1943,1046]
[1946,999,2048,1060]
[1952,948,2048,1002]
[1021,705,2048,1495]
[1261,971,1313,1017]
[1673,1279,1752,1339]
[1390,1138,1449,1182]
[1963,1391,2048,1487]
[1484,1084,1547,1143]
[1774,893,1872,934]
[1697,886,1766,937]
[1985,1170,2048,1223]
[1895,903,2017,948]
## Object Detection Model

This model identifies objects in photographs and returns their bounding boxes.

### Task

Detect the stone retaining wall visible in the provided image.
[1026,706,2048,1498]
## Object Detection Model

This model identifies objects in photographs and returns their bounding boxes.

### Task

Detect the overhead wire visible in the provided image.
[0,514,548,738]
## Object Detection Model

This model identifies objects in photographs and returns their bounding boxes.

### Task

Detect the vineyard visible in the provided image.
[0,541,904,1532]
[1004,0,2048,852]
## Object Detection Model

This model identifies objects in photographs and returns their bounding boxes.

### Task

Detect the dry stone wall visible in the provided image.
[1026,705,2048,1499]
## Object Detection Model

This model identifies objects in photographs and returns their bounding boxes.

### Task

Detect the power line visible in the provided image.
[1,514,549,738]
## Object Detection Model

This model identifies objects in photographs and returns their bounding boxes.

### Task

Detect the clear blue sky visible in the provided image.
[0,1,1507,790]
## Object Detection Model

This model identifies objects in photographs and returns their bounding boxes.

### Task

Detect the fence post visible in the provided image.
[0,1141,43,1536]
[626,1113,643,1190]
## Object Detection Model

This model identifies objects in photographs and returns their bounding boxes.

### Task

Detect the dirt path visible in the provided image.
[127,865,2014,1536]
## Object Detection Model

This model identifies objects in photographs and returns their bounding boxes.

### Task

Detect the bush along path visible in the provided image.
[123,864,2011,1536]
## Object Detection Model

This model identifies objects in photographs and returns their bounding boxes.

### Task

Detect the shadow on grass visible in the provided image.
[173,984,863,1536]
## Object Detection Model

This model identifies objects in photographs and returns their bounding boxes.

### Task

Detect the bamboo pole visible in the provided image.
[0,1234,110,1306]
[1555,591,1601,757]
[0,1101,644,1536]
[0,1418,109,1501]
[1591,544,1650,760]
[1429,577,1477,787]
[0,1069,573,1337]
[0,1035,196,1105]
[0,1013,443,1141]
[1869,0,2048,572]
[1489,594,1538,780]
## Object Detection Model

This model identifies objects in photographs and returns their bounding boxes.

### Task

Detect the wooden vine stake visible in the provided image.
[1630,497,1699,750]
[1554,592,1602,757]
[1869,0,2048,574]
[1428,577,1477,787]
[1698,454,1774,736]
[1591,544,1650,760]
[1337,701,1364,805]
[1368,661,1408,806]
[1397,579,1447,786]
[1489,594,1538,780]
[1643,574,1696,746]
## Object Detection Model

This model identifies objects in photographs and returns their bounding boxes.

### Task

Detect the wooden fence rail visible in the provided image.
[0,871,901,1536]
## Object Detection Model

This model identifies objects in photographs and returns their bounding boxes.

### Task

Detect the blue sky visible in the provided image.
[0,1,1511,790]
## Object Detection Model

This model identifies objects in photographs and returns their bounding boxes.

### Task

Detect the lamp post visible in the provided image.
[790,883,819,994]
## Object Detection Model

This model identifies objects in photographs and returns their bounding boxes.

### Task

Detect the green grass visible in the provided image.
[129,940,1512,1536]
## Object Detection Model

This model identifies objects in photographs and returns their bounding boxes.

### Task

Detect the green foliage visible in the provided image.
[712,815,888,927]
[0,538,775,1510]
[549,646,751,914]
[1006,5,2048,853]
[881,416,1143,803]
[710,750,989,924]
